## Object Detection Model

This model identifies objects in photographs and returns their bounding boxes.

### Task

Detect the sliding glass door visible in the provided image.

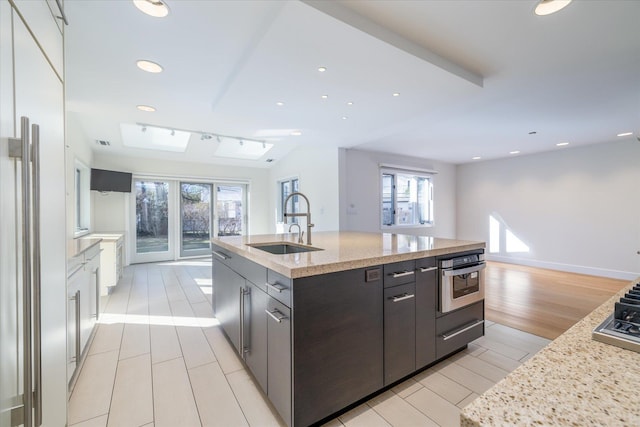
[130,179,248,263]
[133,179,172,263]
[215,184,245,237]
[180,182,212,257]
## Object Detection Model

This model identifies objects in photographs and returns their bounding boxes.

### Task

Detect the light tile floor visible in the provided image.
[68,259,551,427]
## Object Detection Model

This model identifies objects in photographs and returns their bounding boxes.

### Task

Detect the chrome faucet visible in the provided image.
[283,192,314,245]
[288,223,303,244]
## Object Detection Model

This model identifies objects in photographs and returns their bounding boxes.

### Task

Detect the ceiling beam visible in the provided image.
[302,0,484,88]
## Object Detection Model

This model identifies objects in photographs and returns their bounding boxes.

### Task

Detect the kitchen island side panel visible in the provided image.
[292,267,384,427]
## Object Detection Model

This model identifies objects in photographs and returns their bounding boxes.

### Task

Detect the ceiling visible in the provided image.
[65,0,640,167]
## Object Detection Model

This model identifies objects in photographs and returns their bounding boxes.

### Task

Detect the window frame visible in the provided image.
[278,177,299,224]
[74,159,91,236]
[380,167,434,229]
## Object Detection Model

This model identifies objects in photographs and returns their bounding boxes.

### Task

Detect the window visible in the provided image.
[381,169,433,227]
[74,160,91,235]
[279,177,299,223]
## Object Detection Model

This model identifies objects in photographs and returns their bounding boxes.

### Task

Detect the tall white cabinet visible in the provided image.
[0,1,67,426]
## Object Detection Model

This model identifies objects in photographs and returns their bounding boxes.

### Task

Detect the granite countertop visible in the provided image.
[461,277,640,426]
[212,231,484,278]
[68,238,102,259]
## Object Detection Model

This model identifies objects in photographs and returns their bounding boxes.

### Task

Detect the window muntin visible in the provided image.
[381,170,433,227]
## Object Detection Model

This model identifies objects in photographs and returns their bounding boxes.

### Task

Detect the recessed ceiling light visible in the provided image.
[509,150,520,155]
[321,95,328,99]
[342,116,348,120]
[136,59,163,73]
[276,102,284,106]
[617,132,633,137]
[290,130,302,136]
[534,0,572,16]
[133,0,169,18]
[472,156,481,160]
[137,105,156,112]
[318,67,327,72]
[392,93,400,97]
[347,102,353,106]
[556,142,569,146]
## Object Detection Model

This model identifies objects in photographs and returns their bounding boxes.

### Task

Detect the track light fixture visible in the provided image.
[136,122,268,146]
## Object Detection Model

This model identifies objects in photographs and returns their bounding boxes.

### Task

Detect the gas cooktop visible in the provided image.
[592,281,640,353]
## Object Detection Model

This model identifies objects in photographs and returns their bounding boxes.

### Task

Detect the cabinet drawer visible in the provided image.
[384,282,416,385]
[383,260,416,288]
[84,244,101,263]
[267,269,292,308]
[416,257,437,271]
[67,255,84,278]
[212,244,267,289]
[436,301,484,359]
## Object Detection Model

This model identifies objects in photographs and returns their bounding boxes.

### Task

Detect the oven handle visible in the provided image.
[441,262,486,277]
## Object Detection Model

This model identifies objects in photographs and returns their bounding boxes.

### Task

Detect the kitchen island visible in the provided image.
[212,231,485,426]
[460,277,640,426]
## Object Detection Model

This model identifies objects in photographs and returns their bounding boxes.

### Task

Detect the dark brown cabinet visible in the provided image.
[384,282,416,385]
[416,257,437,368]
[293,267,384,427]
[266,297,292,427]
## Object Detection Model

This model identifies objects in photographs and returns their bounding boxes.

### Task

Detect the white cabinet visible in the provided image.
[66,242,101,388]
[88,233,125,295]
[0,0,66,425]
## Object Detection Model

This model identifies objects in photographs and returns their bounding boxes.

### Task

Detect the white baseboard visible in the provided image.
[485,255,639,281]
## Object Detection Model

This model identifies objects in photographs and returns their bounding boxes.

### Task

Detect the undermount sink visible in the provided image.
[247,242,323,255]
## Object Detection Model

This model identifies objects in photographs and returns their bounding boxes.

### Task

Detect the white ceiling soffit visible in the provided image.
[302,0,484,87]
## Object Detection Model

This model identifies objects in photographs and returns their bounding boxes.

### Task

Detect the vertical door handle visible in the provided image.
[75,290,81,364]
[32,123,43,426]
[94,267,100,320]
[242,288,251,356]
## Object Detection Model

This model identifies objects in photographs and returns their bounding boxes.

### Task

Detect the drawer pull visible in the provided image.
[391,270,415,278]
[391,293,415,303]
[442,320,484,341]
[419,266,438,273]
[212,250,230,260]
[266,282,286,293]
[266,308,288,323]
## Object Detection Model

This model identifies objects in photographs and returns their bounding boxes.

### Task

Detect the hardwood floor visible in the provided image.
[484,261,630,340]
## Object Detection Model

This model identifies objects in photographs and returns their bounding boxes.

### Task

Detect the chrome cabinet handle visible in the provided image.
[391,293,415,303]
[266,308,288,323]
[94,267,101,321]
[54,0,69,25]
[75,290,81,363]
[419,266,438,273]
[266,282,287,293]
[442,320,484,341]
[242,288,250,357]
[239,287,244,358]
[212,250,230,260]
[391,270,415,278]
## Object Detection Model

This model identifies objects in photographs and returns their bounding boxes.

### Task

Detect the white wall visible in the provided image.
[91,153,271,236]
[268,146,340,233]
[341,149,457,238]
[457,140,640,279]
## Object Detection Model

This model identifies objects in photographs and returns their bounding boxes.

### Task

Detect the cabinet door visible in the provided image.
[416,259,437,368]
[244,282,268,393]
[267,298,291,427]
[213,259,243,353]
[384,282,416,385]
[293,267,383,427]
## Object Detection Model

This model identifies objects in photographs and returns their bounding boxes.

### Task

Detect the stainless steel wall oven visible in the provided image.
[439,251,485,313]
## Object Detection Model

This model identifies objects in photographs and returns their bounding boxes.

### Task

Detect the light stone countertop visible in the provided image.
[68,237,101,259]
[461,277,640,426]
[211,231,484,278]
